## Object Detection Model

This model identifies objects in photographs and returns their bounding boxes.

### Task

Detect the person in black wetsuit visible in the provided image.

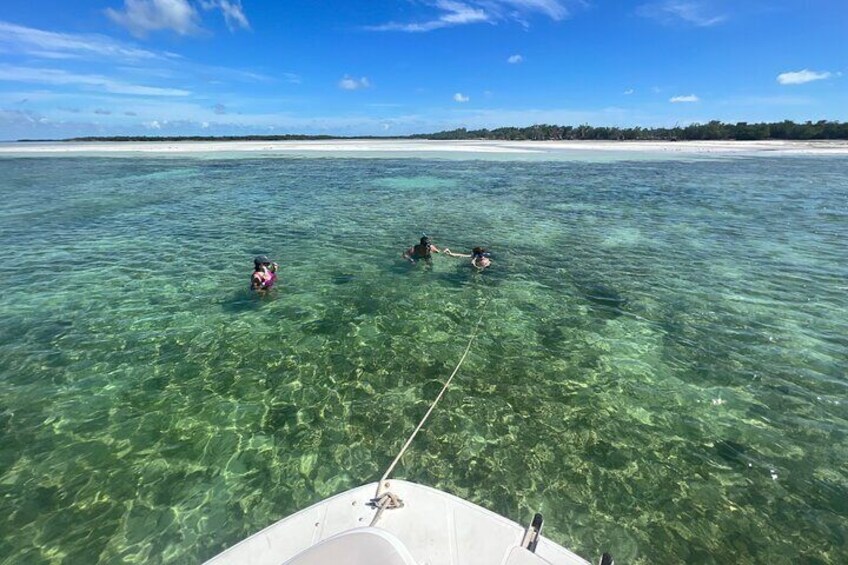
[403,235,442,265]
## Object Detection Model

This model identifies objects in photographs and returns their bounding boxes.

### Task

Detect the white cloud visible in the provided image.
[454,92,470,102]
[670,94,699,103]
[370,1,489,32]
[106,0,201,36]
[623,88,634,95]
[0,65,190,96]
[339,76,371,90]
[0,21,275,93]
[776,69,833,85]
[507,54,524,64]
[369,0,579,32]
[200,0,250,31]
[637,1,726,27]
[144,119,162,129]
[0,20,164,61]
[501,0,573,20]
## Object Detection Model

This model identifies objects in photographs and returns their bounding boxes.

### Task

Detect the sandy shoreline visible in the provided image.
[1,139,847,156]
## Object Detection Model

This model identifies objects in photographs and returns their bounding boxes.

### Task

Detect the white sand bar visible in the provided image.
[1,139,847,157]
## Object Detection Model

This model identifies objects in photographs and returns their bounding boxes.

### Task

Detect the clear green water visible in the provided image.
[0,154,846,564]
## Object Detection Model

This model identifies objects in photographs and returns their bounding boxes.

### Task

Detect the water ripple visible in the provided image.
[0,155,846,563]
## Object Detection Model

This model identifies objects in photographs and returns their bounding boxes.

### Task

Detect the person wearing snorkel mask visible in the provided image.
[444,246,492,269]
[251,255,279,292]
[403,235,442,264]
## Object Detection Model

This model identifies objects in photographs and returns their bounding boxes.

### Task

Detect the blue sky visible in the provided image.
[0,0,845,139]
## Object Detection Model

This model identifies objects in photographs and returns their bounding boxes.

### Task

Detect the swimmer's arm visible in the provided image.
[431,245,442,253]
[444,248,470,258]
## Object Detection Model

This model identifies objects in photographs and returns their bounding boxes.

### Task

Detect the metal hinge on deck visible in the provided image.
[598,552,615,565]
[521,512,544,553]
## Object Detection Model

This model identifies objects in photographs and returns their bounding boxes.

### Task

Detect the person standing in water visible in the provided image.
[403,235,442,265]
[251,255,278,292]
[444,246,491,269]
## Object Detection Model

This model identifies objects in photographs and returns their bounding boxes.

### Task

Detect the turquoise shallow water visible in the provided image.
[0,154,846,564]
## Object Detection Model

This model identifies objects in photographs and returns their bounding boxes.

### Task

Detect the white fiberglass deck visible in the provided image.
[205,480,590,565]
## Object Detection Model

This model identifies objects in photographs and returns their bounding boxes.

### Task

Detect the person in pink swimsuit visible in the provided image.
[251,255,278,292]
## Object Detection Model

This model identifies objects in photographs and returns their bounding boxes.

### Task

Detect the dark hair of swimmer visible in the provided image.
[420,236,431,246]
[472,247,486,257]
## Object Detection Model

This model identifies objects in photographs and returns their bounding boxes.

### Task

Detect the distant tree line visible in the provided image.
[18,120,847,143]
[411,120,848,141]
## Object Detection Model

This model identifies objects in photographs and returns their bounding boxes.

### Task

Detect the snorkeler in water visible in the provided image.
[403,235,442,264]
[251,255,279,292]
[444,246,491,269]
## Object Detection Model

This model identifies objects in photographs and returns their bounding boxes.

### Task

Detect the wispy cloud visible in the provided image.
[507,54,524,64]
[670,94,699,102]
[0,108,42,127]
[0,100,667,140]
[369,1,489,32]
[200,0,250,31]
[0,21,278,91]
[0,20,165,61]
[776,69,834,85]
[502,0,575,20]
[637,1,726,27]
[339,76,371,90]
[369,0,581,32]
[106,0,250,36]
[0,65,190,96]
[454,92,470,102]
[106,0,201,36]
[623,88,634,95]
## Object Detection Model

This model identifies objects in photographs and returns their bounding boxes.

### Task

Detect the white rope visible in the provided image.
[375,297,491,497]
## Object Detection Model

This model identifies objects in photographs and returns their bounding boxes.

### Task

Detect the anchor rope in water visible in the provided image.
[375,296,492,500]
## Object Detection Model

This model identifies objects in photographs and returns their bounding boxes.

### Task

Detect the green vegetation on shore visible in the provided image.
[411,120,848,141]
[19,119,848,143]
